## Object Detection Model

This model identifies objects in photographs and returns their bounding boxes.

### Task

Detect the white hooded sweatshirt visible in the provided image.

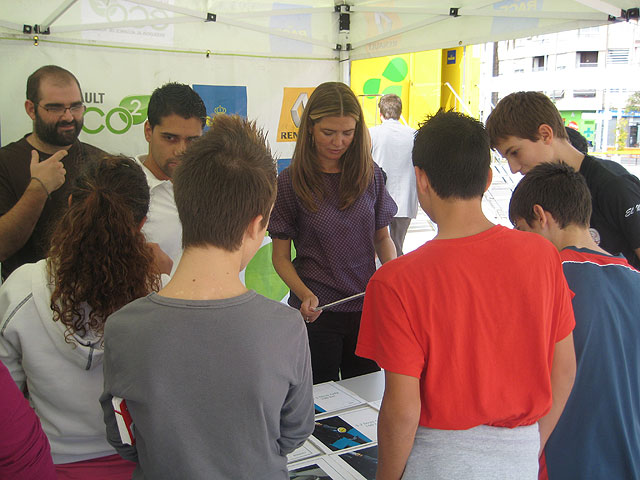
[0,260,116,464]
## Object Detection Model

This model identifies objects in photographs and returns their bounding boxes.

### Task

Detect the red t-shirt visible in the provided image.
[356,225,575,429]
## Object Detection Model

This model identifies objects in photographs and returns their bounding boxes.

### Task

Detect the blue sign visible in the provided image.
[277,158,291,174]
[192,85,247,130]
[447,50,456,65]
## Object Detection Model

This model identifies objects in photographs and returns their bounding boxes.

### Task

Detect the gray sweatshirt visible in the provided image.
[101,291,314,479]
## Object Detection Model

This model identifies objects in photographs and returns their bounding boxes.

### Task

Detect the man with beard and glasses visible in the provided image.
[0,65,106,281]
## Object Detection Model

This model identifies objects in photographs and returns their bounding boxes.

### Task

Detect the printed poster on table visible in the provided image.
[288,456,351,479]
[338,445,379,480]
[312,406,379,453]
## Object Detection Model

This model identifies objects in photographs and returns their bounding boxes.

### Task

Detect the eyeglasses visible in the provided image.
[35,103,86,116]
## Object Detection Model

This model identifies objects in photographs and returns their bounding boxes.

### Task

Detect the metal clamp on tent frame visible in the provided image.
[449,7,460,17]
[205,13,216,22]
[335,4,351,52]
[608,9,638,21]
[335,4,351,32]
[23,24,50,34]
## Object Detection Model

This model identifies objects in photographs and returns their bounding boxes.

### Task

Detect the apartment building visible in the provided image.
[480,21,640,151]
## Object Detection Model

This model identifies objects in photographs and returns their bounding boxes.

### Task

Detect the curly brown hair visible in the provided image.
[47,155,160,344]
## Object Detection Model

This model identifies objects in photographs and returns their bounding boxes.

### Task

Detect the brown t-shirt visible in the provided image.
[0,135,107,280]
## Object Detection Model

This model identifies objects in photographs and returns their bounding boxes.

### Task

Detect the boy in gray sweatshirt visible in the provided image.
[101,115,314,480]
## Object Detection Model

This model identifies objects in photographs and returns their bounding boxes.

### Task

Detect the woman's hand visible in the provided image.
[301,293,322,323]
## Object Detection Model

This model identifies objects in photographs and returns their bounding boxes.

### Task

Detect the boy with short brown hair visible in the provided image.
[101,115,314,480]
[486,91,640,269]
[509,161,640,480]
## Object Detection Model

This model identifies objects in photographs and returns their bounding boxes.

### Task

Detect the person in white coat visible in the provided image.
[370,94,418,256]
[0,155,160,479]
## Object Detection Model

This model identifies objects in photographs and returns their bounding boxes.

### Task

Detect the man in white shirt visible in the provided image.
[136,83,206,270]
[369,94,417,256]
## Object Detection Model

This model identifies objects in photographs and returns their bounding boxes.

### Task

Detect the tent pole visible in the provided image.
[573,0,622,17]
[340,49,350,85]
[40,0,78,31]
[124,0,207,20]
[0,20,23,32]
[52,16,200,34]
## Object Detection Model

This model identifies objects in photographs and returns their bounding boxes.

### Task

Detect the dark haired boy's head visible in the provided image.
[509,162,591,232]
[486,92,572,175]
[412,110,490,200]
[143,83,206,180]
[379,94,402,120]
[565,127,589,154]
[147,82,206,128]
[486,91,568,147]
[173,114,276,252]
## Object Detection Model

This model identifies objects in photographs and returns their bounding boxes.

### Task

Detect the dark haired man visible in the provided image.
[0,65,105,280]
[369,94,417,256]
[487,91,640,269]
[509,162,640,480]
[357,110,576,479]
[102,114,313,479]
[136,82,206,269]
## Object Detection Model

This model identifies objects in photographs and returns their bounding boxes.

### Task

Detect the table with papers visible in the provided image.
[287,371,385,480]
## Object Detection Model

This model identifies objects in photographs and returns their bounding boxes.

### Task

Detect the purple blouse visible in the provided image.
[269,165,397,312]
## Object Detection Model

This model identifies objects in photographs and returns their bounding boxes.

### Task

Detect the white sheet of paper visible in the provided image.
[314,382,366,415]
[336,407,379,443]
[287,440,322,463]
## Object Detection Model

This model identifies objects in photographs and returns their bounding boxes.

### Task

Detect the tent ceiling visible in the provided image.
[1,1,638,61]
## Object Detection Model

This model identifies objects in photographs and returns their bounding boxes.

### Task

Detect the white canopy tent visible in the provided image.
[0,0,638,154]
[2,1,638,63]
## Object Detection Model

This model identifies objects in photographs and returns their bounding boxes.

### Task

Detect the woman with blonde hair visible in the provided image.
[269,82,397,384]
[0,155,161,479]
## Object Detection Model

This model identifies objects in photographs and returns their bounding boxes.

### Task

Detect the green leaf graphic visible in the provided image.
[119,95,150,126]
[382,58,408,82]
[382,85,403,96]
[245,242,295,301]
[363,78,381,98]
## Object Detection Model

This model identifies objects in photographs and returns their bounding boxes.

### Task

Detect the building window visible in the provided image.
[607,48,629,64]
[577,51,598,67]
[578,26,600,36]
[573,89,597,98]
[532,55,546,71]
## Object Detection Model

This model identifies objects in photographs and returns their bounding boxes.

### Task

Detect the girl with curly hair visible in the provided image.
[0,155,160,479]
[269,82,398,384]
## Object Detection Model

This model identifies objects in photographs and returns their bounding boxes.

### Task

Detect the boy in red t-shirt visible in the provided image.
[356,110,576,480]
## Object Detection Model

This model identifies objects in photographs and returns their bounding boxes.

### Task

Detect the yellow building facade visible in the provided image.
[352,46,481,128]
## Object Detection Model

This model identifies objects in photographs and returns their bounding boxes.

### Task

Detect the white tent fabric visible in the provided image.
[2,1,637,61]
[0,0,638,154]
